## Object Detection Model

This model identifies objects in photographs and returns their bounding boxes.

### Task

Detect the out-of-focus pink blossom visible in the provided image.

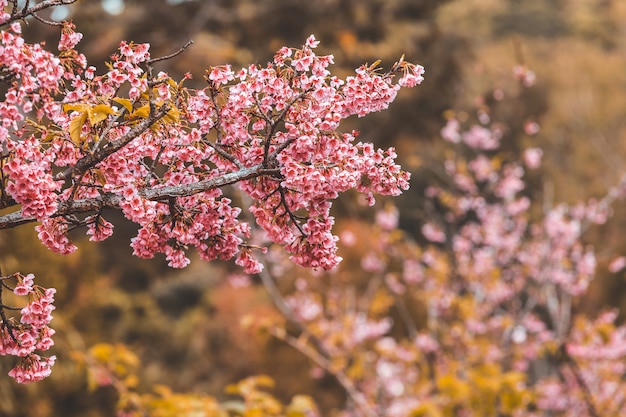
[462,125,500,150]
[340,230,357,247]
[609,256,626,273]
[421,222,445,243]
[414,333,439,353]
[375,206,399,231]
[513,65,536,87]
[441,119,461,143]
[524,120,541,135]
[361,252,385,273]
[523,147,543,169]
[227,273,252,288]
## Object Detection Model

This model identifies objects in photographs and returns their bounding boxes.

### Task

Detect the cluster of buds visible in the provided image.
[0,273,56,383]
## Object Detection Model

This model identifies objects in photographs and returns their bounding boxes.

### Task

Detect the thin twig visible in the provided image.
[262,90,310,168]
[30,13,64,26]
[206,141,244,169]
[146,40,194,65]
[561,345,600,417]
[2,0,77,26]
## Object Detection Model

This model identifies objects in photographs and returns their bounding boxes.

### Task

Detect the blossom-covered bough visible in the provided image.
[0,1,423,381]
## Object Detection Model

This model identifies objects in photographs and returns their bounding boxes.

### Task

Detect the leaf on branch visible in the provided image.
[64,103,116,145]
[88,104,116,125]
[68,111,88,145]
[63,103,91,114]
[112,97,133,113]
[131,104,150,119]
[164,106,180,123]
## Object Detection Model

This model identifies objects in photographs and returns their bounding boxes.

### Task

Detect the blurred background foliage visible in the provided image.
[3,0,626,415]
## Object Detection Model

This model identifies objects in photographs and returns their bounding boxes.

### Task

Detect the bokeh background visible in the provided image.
[3,0,626,415]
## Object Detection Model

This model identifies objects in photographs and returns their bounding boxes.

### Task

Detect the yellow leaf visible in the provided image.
[250,374,275,388]
[164,106,180,123]
[41,132,58,142]
[131,104,150,119]
[437,374,470,403]
[369,289,394,315]
[88,343,113,361]
[152,384,173,398]
[88,104,116,125]
[92,168,107,185]
[113,97,133,112]
[69,112,88,145]
[63,103,90,114]
[368,59,382,70]
[123,374,139,389]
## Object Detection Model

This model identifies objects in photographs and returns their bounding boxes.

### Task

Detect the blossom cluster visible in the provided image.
[0,5,422,381]
[0,273,56,383]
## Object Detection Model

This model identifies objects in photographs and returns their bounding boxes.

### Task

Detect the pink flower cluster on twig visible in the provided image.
[0,273,56,383]
[0,3,423,382]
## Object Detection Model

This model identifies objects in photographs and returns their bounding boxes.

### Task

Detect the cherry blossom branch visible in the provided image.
[0,17,422,380]
[206,141,244,169]
[0,165,281,230]
[2,0,77,25]
[55,103,171,183]
[0,276,20,346]
[262,90,310,168]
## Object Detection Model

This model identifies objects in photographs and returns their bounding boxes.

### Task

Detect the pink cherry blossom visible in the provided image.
[207,64,235,86]
[523,147,543,168]
[8,355,56,384]
[0,5,425,384]
[608,256,626,273]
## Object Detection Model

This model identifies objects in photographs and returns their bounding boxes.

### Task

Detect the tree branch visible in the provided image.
[146,40,194,65]
[2,0,77,26]
[55,103,170,183]
[0,165,280,230]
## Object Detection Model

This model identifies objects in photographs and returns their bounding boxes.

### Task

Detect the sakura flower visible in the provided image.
[305,34,320,48]
[462,125,500,150]
[398,64,425,88]
[422,222,446,243]
[609,256,626,273]
[207,65,235,86]
[441,119,461,143]
[13,274,34,296]
[375,206,399,231]
[523,147,543,169]
[8,355,56,384]
[58,24,83,51]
